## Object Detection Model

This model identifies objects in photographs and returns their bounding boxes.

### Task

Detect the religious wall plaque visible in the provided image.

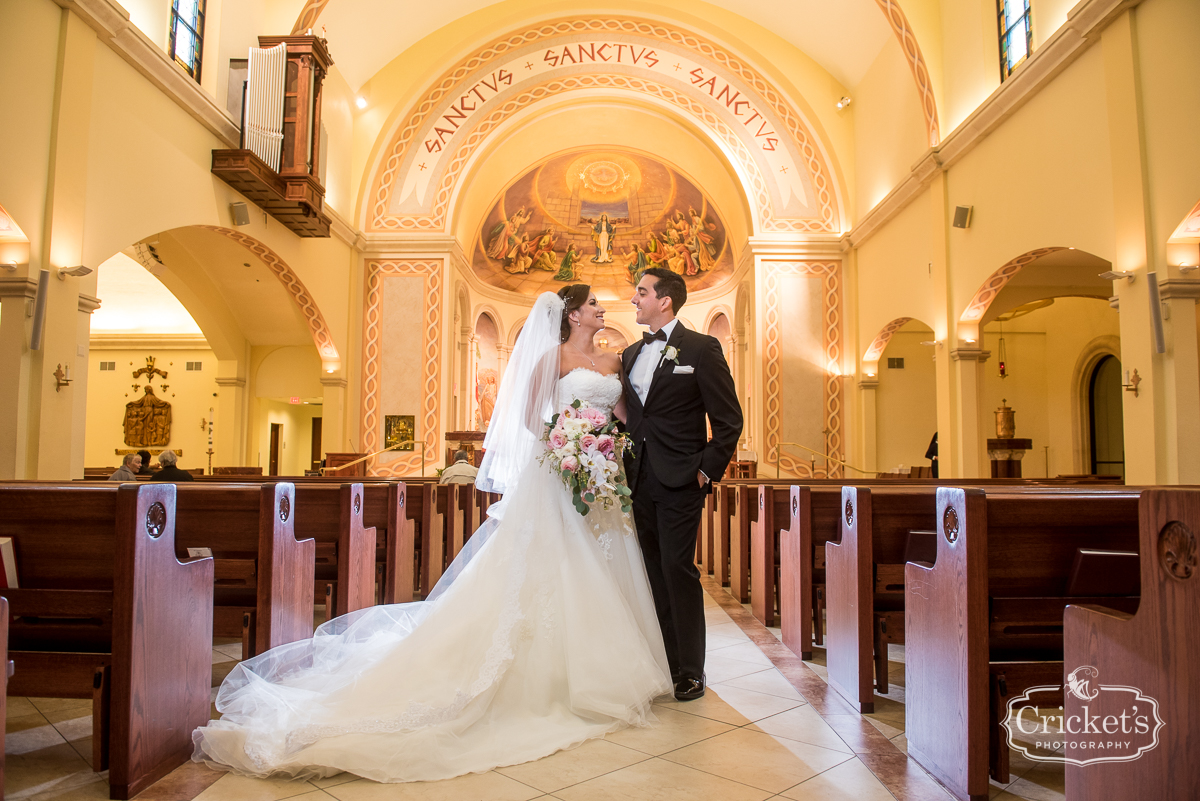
[385,415,416,450]
[123,385,172,447]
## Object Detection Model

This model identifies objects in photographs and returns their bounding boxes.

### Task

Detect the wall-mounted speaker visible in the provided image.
[230,201,251,226]
[30,269,50,351]
[952,205,973,229]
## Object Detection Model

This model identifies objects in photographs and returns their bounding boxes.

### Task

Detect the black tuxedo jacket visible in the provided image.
[621,324,743,490]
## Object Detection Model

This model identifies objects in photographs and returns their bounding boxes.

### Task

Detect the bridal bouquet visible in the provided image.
[541,400,633,516]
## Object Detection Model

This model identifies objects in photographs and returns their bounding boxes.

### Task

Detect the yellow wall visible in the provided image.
[85,344,219,470]
[254,398,323,475]
[875,328,938,472]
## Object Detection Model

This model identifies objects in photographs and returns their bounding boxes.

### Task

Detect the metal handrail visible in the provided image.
[320,440,426,477]
[771,440,872,479]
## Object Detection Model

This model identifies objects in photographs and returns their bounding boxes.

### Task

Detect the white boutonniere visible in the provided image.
[659,345,681,368]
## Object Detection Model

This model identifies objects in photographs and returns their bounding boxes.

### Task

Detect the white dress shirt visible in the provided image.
[629,318,678,405]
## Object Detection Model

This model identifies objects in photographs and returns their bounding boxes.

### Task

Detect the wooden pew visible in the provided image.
[291,483,379,619]
[772,477,1127,662]
[825,486,936,711]
[728,485,752,603]
[1064,488,1199,799]
[749,485,795,627]
[0,483,213,799]
[173,483,314,658]
[1,596,9,797]
[905,487,1140,801]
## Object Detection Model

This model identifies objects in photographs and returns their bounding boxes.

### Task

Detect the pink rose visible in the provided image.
[561,406,575,419]
[596,435,615,455]
[581,407,607,429]
[579,433,598,452]
[548,429,568,450]
[560,455,579,472]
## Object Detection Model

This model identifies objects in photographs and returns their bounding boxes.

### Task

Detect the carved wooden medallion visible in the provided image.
[279,495,291,522]
[1159,520,1197,581]
[844,499,853,526]
[354,493,362,515]
[146,501,167,539]
[943,505,960,544]
[792,495,798,516]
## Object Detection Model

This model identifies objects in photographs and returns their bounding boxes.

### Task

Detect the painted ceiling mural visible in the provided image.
[473,149,734,294]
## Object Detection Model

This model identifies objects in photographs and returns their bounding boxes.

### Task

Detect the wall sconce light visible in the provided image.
[1123,368,1142,398]
[1099,270,1136,283]
[918,340,943,347]
[1179,264,1199,274]
[836,96,852,110]
[56,265,92,280]
[963,338,977,344]
[54,363,73,392]
[2,261,17,273]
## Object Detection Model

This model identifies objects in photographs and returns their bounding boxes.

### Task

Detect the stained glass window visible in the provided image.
[169,0,205,81]
[998,0,1032,81]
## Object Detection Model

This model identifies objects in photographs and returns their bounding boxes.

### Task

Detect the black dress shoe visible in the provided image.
[673,676,705,701]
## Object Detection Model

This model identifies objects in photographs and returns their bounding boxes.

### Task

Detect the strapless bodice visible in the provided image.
[555,368,622,416]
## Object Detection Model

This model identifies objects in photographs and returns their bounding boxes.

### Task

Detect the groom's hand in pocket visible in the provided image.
[697,471,708,487]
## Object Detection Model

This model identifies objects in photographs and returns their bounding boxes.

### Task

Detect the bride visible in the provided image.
[192,285,673,783]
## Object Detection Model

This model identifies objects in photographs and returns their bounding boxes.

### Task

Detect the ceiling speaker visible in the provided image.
[952,205,973,229]
[230,202,251,227]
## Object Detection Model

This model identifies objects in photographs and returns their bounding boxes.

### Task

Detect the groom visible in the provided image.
[622,267,743,701]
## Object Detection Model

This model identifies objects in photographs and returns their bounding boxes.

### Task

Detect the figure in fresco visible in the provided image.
[475,368,498,430]
[505,234,533,274]
[123,385,172,447]
[528,230,559,272]
[553,242,582,281]
[687,208,719,272]
[623,243,650,285]
[486,207,531,262]
[590,213,616,263]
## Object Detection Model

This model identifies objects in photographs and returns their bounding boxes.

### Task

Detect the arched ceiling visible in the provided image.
[314,0,892,92]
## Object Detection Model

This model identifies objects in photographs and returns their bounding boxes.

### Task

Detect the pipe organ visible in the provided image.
[212,35,333,237]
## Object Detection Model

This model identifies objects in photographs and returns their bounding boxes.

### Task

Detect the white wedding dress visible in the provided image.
[192,368,672,783]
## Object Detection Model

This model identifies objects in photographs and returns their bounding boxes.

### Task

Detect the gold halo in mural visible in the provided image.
[564,153,643,205]
[474,148,732,296]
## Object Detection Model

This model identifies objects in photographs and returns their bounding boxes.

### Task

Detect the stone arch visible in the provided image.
[863,316,914,366]
[194,226,341,369]
[361,18,846,237]
[959,247,1069,326]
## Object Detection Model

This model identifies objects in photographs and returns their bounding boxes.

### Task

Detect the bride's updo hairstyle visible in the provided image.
[557,284,591,342]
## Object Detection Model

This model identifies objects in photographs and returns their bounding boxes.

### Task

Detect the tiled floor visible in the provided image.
[5,586,1066,801]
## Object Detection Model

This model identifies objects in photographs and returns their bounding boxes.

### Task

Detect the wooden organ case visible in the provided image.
[212,35,333,237]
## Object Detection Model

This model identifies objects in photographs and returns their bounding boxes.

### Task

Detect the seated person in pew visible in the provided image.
[439,450,479,485]
[136,449,154,476]
[150,449,194,482]
[108,452,142,481]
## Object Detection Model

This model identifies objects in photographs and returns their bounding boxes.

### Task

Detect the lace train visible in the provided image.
[192,451,672,783]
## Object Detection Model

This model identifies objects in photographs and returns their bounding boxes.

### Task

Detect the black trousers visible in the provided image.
[632,453,706,681]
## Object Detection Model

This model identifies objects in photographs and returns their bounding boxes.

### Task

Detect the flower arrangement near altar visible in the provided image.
[541,400,633,516]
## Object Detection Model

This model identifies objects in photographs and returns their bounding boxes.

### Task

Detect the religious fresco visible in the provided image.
[473,150,734,294]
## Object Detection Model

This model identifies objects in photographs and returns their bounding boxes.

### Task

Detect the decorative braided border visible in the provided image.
[366,19,839,233]
[361,260,443,476]
[960,247,1066,322]
[874,0,940,147]
[379,73,825,235]
[863,316,913,363]
[290,0,331,35]
[197,226,340,363]
[763,262,843,478]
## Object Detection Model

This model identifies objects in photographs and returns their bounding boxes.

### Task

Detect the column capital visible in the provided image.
[78,294,101,314]
[319,376,348,388]
[215,376,247,388]
[0,277,38,300]
[1157,278,1200,302]
[858,376,880,389]
[950,346,992,363]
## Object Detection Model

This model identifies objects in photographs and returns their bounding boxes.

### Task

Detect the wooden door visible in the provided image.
[310,417,323,471]
[269,423,282,476]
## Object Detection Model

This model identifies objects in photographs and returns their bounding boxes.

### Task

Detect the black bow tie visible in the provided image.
[642,329,668,344]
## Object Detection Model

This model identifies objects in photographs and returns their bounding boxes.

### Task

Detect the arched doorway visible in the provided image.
[1088,355,1124,478]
